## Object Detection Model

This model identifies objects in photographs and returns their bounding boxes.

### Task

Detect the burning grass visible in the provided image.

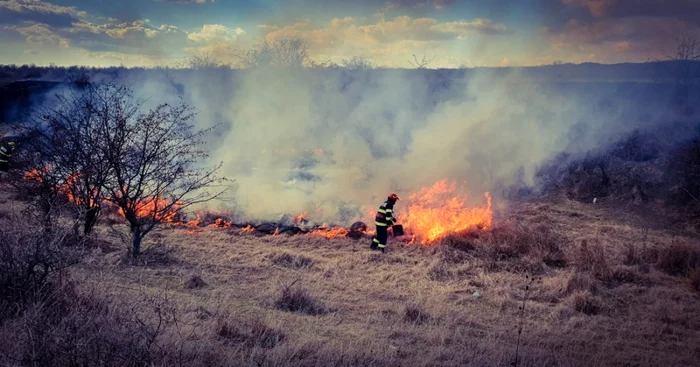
[16,174,498,248]
[399,180,493,245]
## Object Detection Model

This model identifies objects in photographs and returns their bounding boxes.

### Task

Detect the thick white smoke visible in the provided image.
[123,66,674,225]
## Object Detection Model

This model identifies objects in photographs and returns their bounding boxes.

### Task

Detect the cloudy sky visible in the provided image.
[1,0,699,68]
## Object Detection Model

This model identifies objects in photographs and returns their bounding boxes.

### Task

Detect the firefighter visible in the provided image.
[371,193,399,253]
[0,140,16,172]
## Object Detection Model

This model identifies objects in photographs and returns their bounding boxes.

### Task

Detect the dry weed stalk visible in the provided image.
[512,274,540,367]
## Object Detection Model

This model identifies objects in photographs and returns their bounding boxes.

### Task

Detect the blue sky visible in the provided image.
[1,0,699,68]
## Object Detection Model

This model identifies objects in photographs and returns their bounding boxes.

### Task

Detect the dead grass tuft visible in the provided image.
[571,292,601,315]
[655,241,700,276]
[566,271,598,295]
[216,318,246,340]
[249,319,286,349]
[573,239,612,282]
[185,274,207,289]
[130,242,178,267]
[610,265,648,286]
[427,259,453,281]
[689,268,700,293]
[216,317,284,349]
[441,230,477,253]
[270,252,314,269]
[403,302,430,324]
[274,281,328,315]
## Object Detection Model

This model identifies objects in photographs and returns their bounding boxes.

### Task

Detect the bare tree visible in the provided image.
[408,54,436,69]
[275,38,309,68]
[171,52,220,69]
[341,56,373,70]
[12,82,129,236]
[664,33,700,85]
[308,59,332,68]
[236,40,275,68]
[236,37,312,69]
[96,85,228,257]
[13,82,229,257]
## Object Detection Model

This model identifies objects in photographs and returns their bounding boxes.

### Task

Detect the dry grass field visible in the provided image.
[1,189,700,367]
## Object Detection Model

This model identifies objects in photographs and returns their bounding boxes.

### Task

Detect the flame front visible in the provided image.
[116,195,183,223]
[307,227,349,239]
[398,180,492,244]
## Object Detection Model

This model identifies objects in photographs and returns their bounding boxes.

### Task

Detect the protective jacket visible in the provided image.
[374,200,396,227]
[0,142,14,171]
[0,144,11,162]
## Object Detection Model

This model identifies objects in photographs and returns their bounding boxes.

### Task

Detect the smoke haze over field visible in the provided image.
[77,67,688,225]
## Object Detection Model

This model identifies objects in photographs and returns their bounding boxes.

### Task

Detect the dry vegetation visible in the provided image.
[1,188,699,367]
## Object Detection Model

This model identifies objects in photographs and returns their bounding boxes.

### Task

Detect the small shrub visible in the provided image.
[270,252,314,269]
[274,282,327,315]
[572,292,601,315]
[403,303,430,324]
[655,242,700,276]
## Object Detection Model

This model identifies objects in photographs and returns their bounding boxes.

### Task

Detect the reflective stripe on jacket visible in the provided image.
[375,200,395,226]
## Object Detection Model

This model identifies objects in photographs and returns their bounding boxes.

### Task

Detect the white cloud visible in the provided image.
[187,24,246,43]
[0,0,87,19]
[5,23,70,48]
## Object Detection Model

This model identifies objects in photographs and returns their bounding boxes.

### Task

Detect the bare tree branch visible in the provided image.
[235,38,312,69]
[181,52,220,70]
[341,56,373,71]
[13,81,232,258]
[408,54,436,69]
[664,32,700,85]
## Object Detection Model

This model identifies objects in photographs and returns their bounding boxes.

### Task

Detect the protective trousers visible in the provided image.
[370,225,388,252]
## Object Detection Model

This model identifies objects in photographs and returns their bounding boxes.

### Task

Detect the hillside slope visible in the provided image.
[2,192,697,367]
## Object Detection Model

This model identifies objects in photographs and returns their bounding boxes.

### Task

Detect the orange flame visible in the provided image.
[208,217,233,228]
[294,211,308,224]
[307,227,349,239]
[116,195,182,223]
[22,168,47,182]
[186,214,202,227]
[22,168,97,207]
[241,225,255,233]
[397,179,492,245]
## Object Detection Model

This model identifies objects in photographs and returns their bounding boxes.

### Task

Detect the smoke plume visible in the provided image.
[105,65,678,225]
